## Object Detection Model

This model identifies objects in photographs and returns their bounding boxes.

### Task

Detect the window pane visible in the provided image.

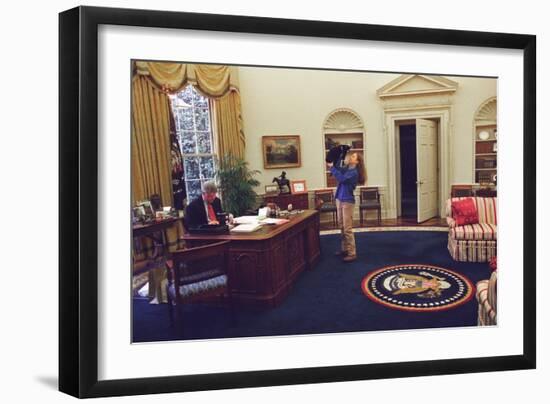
[184,156,200,180]
[180,131,196,154]
[180,108,194,131]
[196,131,212,154]
[194,108,210,131]
[199,156,215,179]
[179,86,193,106]
[193,89,208,107]
[186,180,201,201]
[170,84,217,204]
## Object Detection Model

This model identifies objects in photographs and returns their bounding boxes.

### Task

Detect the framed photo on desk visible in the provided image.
[59,5,536,399]
[290,180,307,194]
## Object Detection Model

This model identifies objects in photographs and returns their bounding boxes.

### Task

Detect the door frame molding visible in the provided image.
[383,105,453,219]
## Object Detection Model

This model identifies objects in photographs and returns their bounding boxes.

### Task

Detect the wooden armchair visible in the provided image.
[166,241,232,328]
[314,189,337,227]
[359,187,381,226]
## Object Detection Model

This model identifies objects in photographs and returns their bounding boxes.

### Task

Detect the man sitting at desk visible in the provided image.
[184,181,223,230]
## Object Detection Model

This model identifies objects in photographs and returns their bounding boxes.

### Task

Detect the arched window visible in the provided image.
[170,85,217,201]
[322,108,365,187]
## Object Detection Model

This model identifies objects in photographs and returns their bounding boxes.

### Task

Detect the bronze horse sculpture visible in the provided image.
[272,171,290,194]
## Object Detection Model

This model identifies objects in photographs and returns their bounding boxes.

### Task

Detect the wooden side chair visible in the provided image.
[314,189,337,227]
[359,187,381,226]
[166,241,233,329]
[451,184,474,198]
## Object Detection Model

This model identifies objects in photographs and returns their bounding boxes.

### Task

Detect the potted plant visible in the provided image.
[216,154,261,217]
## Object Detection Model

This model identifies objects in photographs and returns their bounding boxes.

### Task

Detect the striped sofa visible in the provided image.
[446,197,497,262]
[476,270,497,325]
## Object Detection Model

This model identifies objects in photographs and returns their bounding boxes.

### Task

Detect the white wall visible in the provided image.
[2,1,546,404]
[239,67,496,192]
[240,67,398,189]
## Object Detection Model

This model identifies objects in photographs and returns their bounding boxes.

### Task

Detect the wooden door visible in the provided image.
[416,119,438,222]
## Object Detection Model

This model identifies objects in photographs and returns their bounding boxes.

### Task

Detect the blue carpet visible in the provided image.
[133,231,491,342]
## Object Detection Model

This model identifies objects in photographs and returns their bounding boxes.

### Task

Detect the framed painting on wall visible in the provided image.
[262,135,301,169]
[59,5,536,399]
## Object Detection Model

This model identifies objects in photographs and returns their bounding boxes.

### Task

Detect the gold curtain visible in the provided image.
[135,61,187,92]
[131,75,173,206]
[193,64,231,97]
[135,60,246,161]
[135,61,237,97]
[212,90,245,159]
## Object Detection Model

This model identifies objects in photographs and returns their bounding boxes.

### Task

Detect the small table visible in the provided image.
[133,216,183,258]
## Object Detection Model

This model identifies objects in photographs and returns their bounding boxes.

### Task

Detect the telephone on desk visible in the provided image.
[187,223,230,235]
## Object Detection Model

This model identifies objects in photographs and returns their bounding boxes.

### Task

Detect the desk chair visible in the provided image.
[359,187,381,226]
[166,241,233,330]
[314,189,337,227]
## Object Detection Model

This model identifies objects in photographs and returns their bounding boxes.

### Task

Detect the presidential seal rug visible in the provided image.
[361,264,475,312]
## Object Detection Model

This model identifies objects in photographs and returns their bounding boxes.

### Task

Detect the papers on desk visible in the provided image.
[230,215,289,232]
[260,218,289,225]
[230,222,262,233]
[232,216,260,224]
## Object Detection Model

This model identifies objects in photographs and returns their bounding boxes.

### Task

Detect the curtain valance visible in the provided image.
[134,61,239,97]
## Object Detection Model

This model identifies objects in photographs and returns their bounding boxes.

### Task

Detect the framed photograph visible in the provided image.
[59,6,535,399]
[262,135,301,168]
[265,184,280,195]
[290,180,307,194]
[136,200,154,217]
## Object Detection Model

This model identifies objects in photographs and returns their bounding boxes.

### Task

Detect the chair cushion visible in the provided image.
[319,203,337,212]
[452,198,478,226]
[360,201,380,208]
[474,196,498,225]
[179,268,226,285]
[450,223,497,241]
[169,274,227,299]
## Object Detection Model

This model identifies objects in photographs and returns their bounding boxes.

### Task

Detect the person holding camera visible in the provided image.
[327,152,366,263]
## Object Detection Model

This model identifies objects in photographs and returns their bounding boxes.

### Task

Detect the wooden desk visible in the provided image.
[182,210,321,307]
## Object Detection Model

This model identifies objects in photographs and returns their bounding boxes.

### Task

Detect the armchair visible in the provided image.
[446,197,497,262]
[476,270,497,326]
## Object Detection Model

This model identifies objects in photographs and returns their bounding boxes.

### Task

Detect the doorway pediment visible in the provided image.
[377,74,458,99]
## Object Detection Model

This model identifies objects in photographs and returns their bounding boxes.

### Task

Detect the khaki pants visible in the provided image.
[336,200,356,257]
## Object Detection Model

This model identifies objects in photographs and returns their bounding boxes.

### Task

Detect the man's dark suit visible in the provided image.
[184,195,223,230]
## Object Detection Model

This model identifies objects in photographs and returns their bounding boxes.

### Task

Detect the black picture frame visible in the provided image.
[59,5,536,398]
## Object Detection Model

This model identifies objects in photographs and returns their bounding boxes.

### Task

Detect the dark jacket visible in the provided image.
[184,195,223,230]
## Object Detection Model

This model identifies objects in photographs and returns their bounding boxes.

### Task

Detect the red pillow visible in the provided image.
[451,198,478,226]
[489,256,497,271]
